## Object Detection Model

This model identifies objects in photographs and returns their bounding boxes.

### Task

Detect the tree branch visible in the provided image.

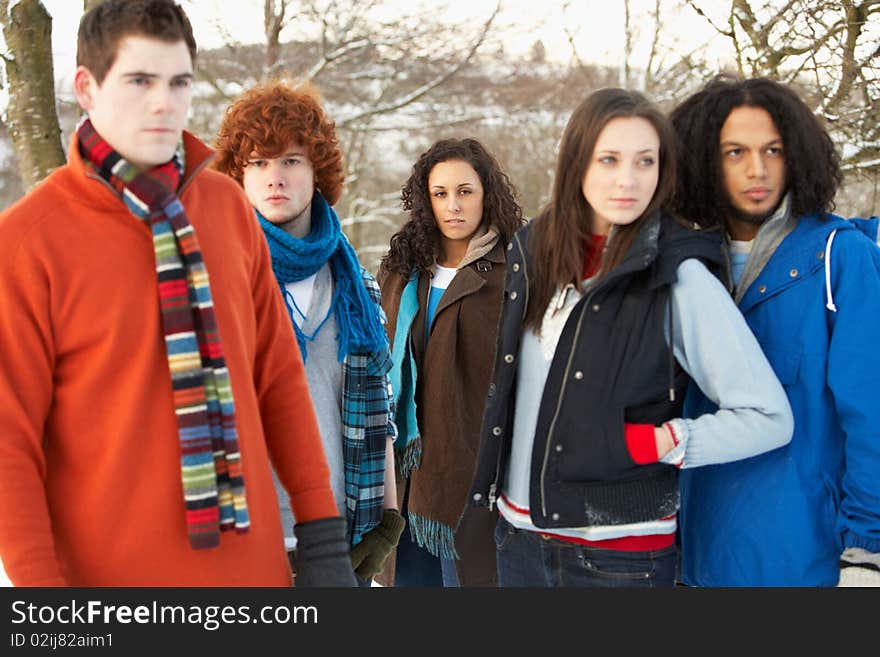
[336,0,500,128]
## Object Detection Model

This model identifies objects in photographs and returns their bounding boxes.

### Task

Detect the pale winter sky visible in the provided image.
[36,0,728,98]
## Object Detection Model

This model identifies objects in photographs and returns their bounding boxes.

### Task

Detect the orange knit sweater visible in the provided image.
[0,132,337,586]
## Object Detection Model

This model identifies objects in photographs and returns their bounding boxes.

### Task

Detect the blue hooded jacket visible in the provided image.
[680,212,880,586]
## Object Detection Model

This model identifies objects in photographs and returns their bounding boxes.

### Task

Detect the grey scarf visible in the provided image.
[732,194,798,304]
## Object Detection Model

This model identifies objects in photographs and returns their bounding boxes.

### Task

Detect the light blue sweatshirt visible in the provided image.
[666,259,793,467]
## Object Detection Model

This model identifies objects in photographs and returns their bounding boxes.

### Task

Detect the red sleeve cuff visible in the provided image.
[625,423,658,465]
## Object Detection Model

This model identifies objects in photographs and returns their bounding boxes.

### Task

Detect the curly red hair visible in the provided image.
[212,79,344,205]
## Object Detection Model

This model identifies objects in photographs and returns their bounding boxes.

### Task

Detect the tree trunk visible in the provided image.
[264,0,287,75]
[1,0,65,190]
[84,0,104,11]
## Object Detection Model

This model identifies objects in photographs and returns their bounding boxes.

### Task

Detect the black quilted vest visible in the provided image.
[470,211,725,529]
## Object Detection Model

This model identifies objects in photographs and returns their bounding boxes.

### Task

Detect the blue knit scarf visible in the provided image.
[389,274,421,475]
[257,191,387,361]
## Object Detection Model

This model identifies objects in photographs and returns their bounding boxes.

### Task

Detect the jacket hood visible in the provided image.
[515,211,724,289]
[820,214,879,314]
[608,211,726,273]
[849,216,879,242]
[657,214,726,270]
[627,211,725,289]
[457,224,501,270]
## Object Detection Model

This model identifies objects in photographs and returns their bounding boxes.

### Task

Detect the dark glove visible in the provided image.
[292,517,358,587]
[349,509,406,580]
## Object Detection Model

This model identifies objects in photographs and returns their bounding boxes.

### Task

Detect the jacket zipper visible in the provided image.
[539,288,593,518]
[488,232,528,511]
[536,251,648,518]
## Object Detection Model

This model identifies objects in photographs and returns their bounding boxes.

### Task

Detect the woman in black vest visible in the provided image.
[468,88,794,587]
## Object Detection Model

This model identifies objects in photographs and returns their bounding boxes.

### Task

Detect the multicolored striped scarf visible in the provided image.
[77,118,249,549]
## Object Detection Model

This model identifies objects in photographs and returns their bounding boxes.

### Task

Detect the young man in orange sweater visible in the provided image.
[0,0,355,587]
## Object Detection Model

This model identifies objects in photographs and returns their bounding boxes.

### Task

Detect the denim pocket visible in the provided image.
[576,545,676,583]
[579,552,652,580]
[493,516,517,551]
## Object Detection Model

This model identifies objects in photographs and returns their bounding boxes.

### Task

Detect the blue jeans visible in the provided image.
[440,554,460,587]
[494,515,677,588]
[393,514,443,587]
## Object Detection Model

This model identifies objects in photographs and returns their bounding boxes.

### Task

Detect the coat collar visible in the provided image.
[583,211,662,294]
[63,129,216,212]
[409,240,505,361]
[738,213,851,313]
[431,240,504,319]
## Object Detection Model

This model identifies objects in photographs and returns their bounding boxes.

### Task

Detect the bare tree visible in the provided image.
[0,0,65,190]
[686,0,880,181]
[563,0,716,102]
[621,0,633,87]
[264,0,291,74]
[193,0,505,262]
[5,1,876,234]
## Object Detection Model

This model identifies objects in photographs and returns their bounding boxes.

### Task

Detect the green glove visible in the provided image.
[350,509,406,580]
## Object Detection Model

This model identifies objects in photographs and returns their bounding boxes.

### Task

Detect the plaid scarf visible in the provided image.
[77,119,249,549]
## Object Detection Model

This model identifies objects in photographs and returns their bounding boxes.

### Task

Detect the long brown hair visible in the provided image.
[524,88,676,331]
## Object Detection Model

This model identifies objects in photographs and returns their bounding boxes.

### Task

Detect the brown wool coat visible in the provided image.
[375,241,506,587]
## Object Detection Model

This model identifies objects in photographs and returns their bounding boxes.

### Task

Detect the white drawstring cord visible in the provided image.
[825,229,838,312]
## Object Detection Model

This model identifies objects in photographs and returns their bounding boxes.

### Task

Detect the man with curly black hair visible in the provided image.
[671,75,880,587]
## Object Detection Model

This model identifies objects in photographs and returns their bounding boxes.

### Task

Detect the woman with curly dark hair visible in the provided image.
[376,138,523,587]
